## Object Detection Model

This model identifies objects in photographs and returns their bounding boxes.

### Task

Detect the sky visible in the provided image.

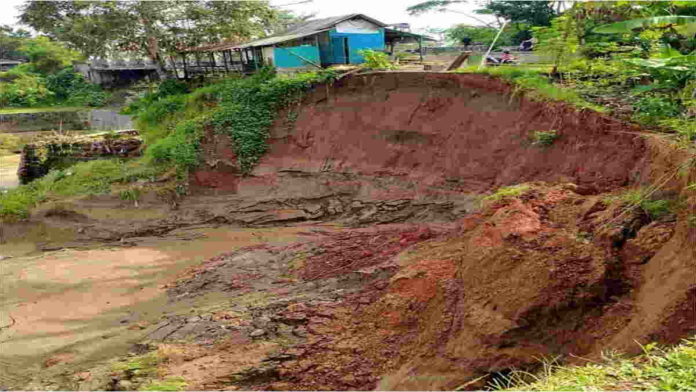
[0,0,496,34]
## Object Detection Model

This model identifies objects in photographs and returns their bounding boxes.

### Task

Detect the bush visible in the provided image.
[621,188,674,220]
[358,49,395,70]
[483,184,531,202]
[530,130,560,147]
[124,79,190,115]
[45,67,106,106]
[146,119,204,171]
[0,72,52,107]
[632,96,684,126]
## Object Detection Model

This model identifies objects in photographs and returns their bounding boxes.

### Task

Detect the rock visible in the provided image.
[374,281,389,290]
[358,297,371,305]
[253,316,272,329]
[118,380,133,390]
[327,199,344,214]
[249,329,266,337]
[0,255,12,261]
[350,200,364,210]
[292,326,308,337]
[186,316,201,323]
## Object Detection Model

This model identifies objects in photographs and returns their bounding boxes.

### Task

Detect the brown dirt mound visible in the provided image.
[255,183,693,390]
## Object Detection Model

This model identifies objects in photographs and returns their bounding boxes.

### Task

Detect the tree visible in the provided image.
[0,25,31,61]
[446,25,513,46]
[20,36,83,74]
[19,1,279,79]
[475,1,556,27]
[408,1,558,44]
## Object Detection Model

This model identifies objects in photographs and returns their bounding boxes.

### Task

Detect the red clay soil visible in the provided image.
[262,183,694,391]
[191,72,652,200]
[257,72,649,193]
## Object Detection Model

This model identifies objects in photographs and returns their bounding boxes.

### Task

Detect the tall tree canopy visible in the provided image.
[0,25,31,61]
[408,0,558,44]
[19,1,279,78]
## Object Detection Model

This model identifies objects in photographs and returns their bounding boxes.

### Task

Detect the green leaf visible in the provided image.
[593,16,696,34]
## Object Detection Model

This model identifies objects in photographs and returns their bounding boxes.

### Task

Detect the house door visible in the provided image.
[331,37,350,64]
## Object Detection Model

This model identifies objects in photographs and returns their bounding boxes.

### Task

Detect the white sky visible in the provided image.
[0,0,496,34]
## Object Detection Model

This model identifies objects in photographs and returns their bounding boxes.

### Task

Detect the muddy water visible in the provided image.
[0,108,133,132]
[0,154,20,189]
[0,226,311,389]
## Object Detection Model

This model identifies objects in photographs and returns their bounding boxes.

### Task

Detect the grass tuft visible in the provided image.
[483,184,532,202]
[497,337,696,390]
[456,66,607,112]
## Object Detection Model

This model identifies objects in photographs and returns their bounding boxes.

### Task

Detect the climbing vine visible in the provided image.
[212,68,336,173]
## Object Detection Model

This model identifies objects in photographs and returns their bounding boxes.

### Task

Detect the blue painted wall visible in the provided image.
[327,28,385,64]
[274,45,321,68]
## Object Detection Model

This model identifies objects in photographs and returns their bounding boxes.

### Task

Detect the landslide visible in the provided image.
[5,72,694,390]
[163,72,693,390]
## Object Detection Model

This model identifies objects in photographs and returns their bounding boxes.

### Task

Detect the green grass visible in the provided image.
[483,184,532,202]
[457,66,607,113]
[112,351,163,378]
[111,350,188,391]
[530,130,560,147]
[0,158,159,221]
[130,69,336,174]
[0,133,26,155]
[497,337,696,390]
[620,188,674,220]
[0,106,85,114]
[139,377,187,391]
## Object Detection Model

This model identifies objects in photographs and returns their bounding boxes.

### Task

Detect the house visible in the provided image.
[0,59,23,72]
[234,14,433,71]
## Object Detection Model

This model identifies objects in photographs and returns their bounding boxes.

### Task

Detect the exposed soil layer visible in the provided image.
[148,183,693,391]
[254,72,651,193]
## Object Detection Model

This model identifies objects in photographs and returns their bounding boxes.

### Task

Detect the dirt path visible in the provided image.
[0,225,314,389]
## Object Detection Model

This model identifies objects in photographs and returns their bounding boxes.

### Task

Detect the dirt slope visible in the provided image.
[175,73,695,389]
[197,73,650,193]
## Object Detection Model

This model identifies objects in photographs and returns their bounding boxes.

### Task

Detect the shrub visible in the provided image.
[45,67,106,106]
[530,130,560,147]
[459,67,607,112]
[632,96,683,126]
[621,188,674,220]
[124,79,190,115]
[358,49,396,70]
[146,119,204,172]
[0,72,52,107]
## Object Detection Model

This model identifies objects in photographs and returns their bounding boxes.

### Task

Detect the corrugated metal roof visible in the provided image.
[235,13,387,49]
[235,29,330,49]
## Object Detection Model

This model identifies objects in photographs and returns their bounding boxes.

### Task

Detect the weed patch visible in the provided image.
[483,184,531,202]
[0,158,158,221]
[496,337,696,390]
[529,130,560,147]
[457,66,606,112]
[619,188,675,220]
